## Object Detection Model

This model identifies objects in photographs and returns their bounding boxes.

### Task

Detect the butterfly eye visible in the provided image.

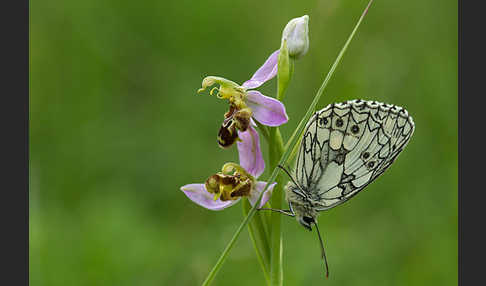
[303,216,314,224]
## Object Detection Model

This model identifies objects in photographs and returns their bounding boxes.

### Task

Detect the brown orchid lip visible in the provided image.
[203,169,254,202]
[224,104,237,119]
[233,109,251,132]
[217,104,251,148]
[220,175,238,187]
[218,120,238,148]
[230,181,252,198]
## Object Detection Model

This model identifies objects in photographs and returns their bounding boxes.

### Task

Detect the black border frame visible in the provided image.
[1,0,29,285]
[459,1,484,285]
[1,0,474,285]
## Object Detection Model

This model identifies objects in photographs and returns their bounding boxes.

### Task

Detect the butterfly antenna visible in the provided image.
[313,222,329,278]
[277,165,307,196]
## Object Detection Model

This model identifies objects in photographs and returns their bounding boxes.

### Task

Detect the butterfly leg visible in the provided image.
[257,208,295,217]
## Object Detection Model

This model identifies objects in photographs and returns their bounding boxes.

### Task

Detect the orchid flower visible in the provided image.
[180,161,276,211]
[197,50,289,175]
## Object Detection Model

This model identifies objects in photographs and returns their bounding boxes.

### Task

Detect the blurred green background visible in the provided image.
[30,0,457,285]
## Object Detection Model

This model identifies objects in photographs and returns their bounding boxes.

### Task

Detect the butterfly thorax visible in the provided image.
[285,182,321,230]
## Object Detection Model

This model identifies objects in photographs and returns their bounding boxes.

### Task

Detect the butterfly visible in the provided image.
[260,99,415,277]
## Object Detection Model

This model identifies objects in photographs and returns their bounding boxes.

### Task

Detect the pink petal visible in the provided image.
[237,125,265,178]
[246,90,289,126]
[180,184,240,211]
[248,181,277,208]
[242,49,280,89]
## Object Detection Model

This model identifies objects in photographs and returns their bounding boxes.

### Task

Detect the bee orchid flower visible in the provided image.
[197,50,289,175]
[181,161,276,211]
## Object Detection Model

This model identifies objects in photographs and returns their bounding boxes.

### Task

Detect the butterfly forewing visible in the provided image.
[294,99,415,211]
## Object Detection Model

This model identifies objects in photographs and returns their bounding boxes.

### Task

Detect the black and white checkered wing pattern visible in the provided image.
[294,99,415,211]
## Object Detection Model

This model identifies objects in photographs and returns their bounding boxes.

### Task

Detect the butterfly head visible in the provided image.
[292,202,319,231]
[286,183,320,231]
[298,214,315,231]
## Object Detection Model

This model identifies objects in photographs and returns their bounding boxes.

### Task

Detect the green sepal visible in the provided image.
[276,40,291,102]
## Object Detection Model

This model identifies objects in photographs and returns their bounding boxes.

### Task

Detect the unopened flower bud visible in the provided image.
[281,15,309,59]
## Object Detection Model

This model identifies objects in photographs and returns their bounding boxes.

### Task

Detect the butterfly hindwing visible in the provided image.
[293,99,415,211]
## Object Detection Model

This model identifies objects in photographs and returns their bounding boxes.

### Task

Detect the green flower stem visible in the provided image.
[268,127,286,286]
[242,200,271,285]
[277,40,291,102]
[201,1,373,284]
[268,36,292,286]
[255,121,270,141]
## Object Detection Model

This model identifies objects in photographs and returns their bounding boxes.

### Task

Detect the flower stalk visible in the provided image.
[242,199,271,284]
[268,36,292,286]
[268,127,286,286]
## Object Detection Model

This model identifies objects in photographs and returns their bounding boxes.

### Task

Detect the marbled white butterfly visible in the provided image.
[262,99,415,277]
